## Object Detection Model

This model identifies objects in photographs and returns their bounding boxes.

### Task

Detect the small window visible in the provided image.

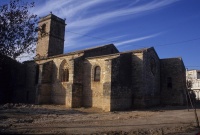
[94,66,101,81]
[167,77,172,88]
[197,72,200,79]
[40,23,46,37]
[41,24,46,33]
[62,68,69,82]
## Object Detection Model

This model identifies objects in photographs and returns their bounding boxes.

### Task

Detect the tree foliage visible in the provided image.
[0,0,38,59]
[186,80,193,90]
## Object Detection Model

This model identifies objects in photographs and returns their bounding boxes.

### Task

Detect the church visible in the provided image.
[7,14,187,111]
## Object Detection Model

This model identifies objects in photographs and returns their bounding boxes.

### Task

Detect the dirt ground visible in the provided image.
[0,103,200,135]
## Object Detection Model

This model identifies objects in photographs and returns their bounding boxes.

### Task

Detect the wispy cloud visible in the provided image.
[115,33,162,46]
[68,0,180,29]
[31,0,179,52]
[33,0,73,16]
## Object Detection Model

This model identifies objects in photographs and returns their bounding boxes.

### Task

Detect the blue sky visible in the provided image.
[1,0,200,69]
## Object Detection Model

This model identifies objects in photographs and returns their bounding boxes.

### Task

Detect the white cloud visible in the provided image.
[115,33,162,46]
[31,0,179,53]
[33,0,73,16]
[68,0,180,29]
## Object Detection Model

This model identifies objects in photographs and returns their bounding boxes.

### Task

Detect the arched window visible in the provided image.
[94,66,101,81]
[41,23,46,33]
[60,60,69,82]
[40,23,46,37]
[62,68,69,82]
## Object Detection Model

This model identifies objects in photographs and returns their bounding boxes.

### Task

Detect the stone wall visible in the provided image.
[142,48,160,107]
[36,18,51,57]
[36,14,65,57]
[83,53,120,111]
[34,44,117,108]
[0,54,26,103]
[35,55,76,106]
[160,58,186,105]
[37,61,53,104]
[48,15,65,57]
[131,48,160,108]
[111,53,132,111]
[83,58,108,110]
[131,51,145,108]
[72,57,83,107]
[84,44,119,58]
[23,61,38,103]
[51,57,74,106]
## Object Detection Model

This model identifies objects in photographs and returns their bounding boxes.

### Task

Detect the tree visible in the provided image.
[187,80,196,100]
[0,0,38,59]
[187,80,193,90]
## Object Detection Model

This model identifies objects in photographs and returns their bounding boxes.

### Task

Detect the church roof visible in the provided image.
[35,44,161,61]
[161,57,183,60]
[36,44,117,60]
[86,47,154,59]
[66,43,117,54]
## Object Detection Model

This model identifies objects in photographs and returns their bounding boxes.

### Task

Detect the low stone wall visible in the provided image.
[0,54,26,104]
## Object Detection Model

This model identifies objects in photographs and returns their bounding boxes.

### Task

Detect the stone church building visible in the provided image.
[0,14,187,111]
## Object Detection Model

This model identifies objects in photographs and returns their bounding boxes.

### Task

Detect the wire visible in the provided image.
[186,66,200,67]
[155,37,200,47]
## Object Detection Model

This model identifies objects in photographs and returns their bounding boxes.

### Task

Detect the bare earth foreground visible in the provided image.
[0,104,200,135]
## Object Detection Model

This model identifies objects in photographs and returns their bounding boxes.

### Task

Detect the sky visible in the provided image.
[1,0,200,69]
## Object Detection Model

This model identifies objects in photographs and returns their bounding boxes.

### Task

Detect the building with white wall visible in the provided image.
[186,69,200,100]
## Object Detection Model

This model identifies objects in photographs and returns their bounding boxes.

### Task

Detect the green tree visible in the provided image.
[0,0,38,59]
[187,80,193,90]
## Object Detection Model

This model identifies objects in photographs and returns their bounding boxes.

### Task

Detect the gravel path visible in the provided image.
[0,103,200,134]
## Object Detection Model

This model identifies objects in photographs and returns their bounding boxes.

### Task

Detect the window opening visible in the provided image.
[94,66,101,81]
[60,60,69,82]
[197,72,200,79]
[62,68,69,82]
[167,77,172,88]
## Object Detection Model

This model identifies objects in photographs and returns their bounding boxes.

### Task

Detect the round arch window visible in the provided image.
[94,66,101,81]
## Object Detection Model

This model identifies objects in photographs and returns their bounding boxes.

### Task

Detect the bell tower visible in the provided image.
[36,13,66,58]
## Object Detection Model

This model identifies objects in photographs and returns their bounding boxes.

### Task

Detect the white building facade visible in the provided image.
[186,70,200,100]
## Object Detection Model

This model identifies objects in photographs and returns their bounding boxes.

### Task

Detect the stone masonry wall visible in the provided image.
[36,18,51,57]
[142,48,160,107]
[160,58,186,105]
[131,52,145,108]
[33,44,117,107]
[48,16,65,57]
[84,44,119,58]
[83,56,112,111]
[35,54,81,107]
[0,55,40,104]
[36,14,65,57]
[24,61,38,103]
[83,58,104,109]
[72,57,83,107]
[0,55,27,104]
[37,61,53,104]
[51,57,74,106]
[111,53,132,111]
